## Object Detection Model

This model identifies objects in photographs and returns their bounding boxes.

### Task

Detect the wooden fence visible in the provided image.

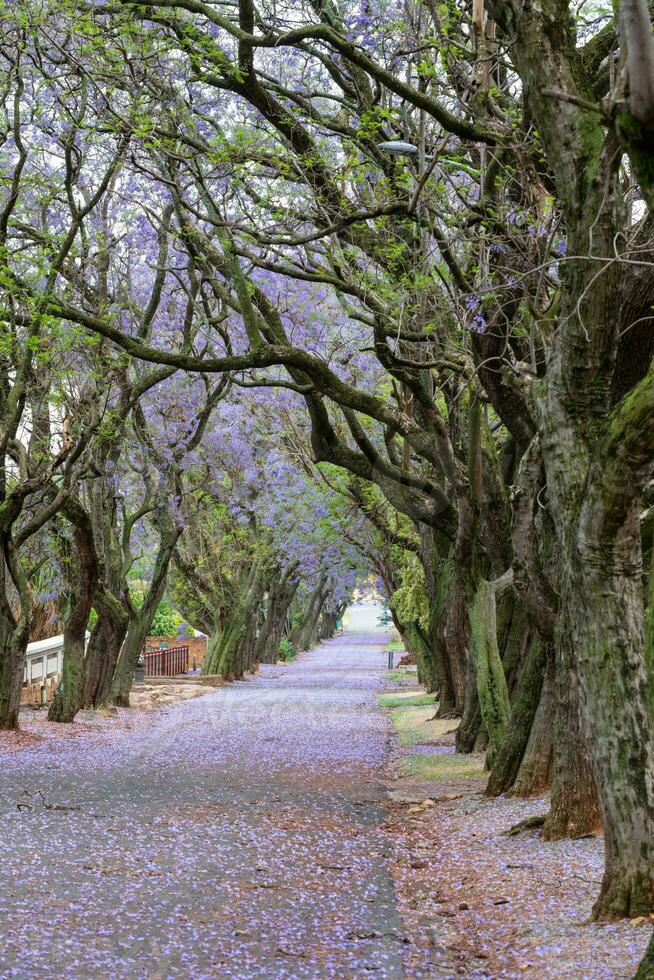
[143,645,189,677]
[21,676,59,705]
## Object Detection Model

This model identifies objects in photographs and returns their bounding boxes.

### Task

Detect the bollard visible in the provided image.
[134,655,145,685]
[387,649,393,670]
[40,684,47,705]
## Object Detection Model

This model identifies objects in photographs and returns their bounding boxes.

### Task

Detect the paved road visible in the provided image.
[0,631,404,979]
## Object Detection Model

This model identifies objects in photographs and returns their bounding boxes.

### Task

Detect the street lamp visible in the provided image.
[377,140,433,160]
[378,141,479,177]
[377,138,433,404]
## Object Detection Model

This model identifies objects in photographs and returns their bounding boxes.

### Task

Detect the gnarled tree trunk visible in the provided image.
[205,560,265,679]
[0,549,33,731]
[108,524,182,707]
[542,629,601,840]
[48,509,98,723]
[82,592,129,708]
[487,634,550,797]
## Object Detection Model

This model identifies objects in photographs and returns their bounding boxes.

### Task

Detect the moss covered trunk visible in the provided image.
[636,929,654,979]
[487,634,550,797]
[562,548,654,915]
[404,621,438,693]
[82,604,129,709]
[291,577,328,652]
[0,553,32,730]
[462,576,512,765]
[48,510,98,723]
[205,560,265,679]
[0,621,29,731]
[108,526,182,707]
[264,586,298,662]
[257,578,298,664]
[419,531,462,717]
[537,346,654,907]
[541,627,601,839]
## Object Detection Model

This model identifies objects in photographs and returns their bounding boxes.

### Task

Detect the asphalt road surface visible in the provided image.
[0,625,405,979]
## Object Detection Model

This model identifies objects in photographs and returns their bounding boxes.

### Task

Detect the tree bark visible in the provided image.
[108,526,182,707]
[260,581,298,663]
[508,641,554,797]
[537,359,654,910]
[498,0,654,915]
[205,561,265,679]
[82,593,129,708]
[464,575,512,766]
[541,630,602,840]
[48,513,98,723]
[0,613,29,731]
[404,620,438,692]
[0,550,32,730]
[291,576,328,652]
[635,929,654,979]
[419,530,459,716]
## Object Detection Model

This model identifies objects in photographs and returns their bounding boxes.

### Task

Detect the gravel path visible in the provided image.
[0,631,404,979]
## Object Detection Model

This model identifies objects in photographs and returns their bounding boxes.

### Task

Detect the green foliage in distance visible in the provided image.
[390,553,430,633]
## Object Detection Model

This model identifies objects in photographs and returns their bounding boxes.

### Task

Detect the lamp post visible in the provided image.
[378,141,480,177]
[377,137,435,433]
[377,140,433,160]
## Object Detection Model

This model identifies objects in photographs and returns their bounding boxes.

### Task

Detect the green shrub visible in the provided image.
[149,598,182,636]
[278,637,296,662]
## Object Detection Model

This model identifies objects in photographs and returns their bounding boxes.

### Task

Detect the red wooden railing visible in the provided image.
[143,645,189,677]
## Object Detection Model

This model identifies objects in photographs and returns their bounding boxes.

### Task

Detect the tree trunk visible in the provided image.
[48,515,98,723]
[319,610,338,639]
[259,581,298,663]
[255,583,280,663]
[202,624,222,674]
[462,576,512,766]
[0,553,32,731]
[404,621,438,692]
[305,591,328,648]
[241,608,261,674]
[82,597,129,708]
[507,640,554,797]
[570,530,654,917]
[565,543,654,917]
[539,401,654,910]
[542,629,602,840]
[441,563,471,714]
[206,561,265,679]
[0,619,29,731]
[456,655,481,753]
[487,632,548,797]
[291,577,327,652]
[635,930,654,979]
[419,532,458,715]
[48,628,87,724]
[496,588,530,697]
[108,527,182,707]
[208,615,244,679]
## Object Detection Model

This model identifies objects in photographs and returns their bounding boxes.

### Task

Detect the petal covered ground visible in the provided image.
[0,631,405,979]
[1,629,652,979]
